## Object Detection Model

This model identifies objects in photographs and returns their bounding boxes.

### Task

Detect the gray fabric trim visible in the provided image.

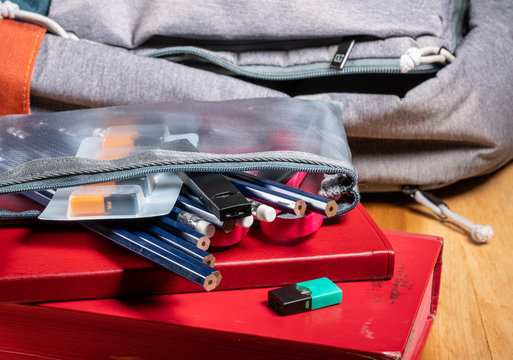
[0,209,41,219]
[47,0,460,74]
[0,150,355,188]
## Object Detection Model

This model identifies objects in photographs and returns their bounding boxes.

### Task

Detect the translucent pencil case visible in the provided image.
[41,126,199,220]
[0,97,359,220]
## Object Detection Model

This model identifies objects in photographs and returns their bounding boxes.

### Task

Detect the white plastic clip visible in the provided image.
[408,189,493,243]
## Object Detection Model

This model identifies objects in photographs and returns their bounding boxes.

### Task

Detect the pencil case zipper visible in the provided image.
[0,98,356,219]
[0,150,359,216]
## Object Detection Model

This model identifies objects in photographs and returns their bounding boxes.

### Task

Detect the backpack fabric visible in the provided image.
[10,0,513,190]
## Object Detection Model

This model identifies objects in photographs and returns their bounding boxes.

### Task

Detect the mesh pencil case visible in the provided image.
[0,97,358,220]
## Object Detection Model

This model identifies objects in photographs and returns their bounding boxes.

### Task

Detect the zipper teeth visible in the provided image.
[0,151,354,187]
[0,211,41,219]
[0,162,355,194]
[147,46,437,80]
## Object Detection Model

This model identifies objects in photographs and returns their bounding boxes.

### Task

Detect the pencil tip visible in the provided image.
[325,200,338,217]
[295,200,307,216]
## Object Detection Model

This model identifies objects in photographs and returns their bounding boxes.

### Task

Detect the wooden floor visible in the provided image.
[361,160,513,359]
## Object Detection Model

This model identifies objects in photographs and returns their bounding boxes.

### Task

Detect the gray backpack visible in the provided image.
[23,0,513,191]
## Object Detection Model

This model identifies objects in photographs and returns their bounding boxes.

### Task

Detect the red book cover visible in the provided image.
[0,195,394,303]
[0,230,442,360]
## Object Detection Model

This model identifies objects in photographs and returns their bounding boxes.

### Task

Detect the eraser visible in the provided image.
[256,204,277,222]
[196,220,215,238]
[236,215,254,228]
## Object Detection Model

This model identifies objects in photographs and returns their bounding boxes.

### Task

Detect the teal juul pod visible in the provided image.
[268,277,342,316]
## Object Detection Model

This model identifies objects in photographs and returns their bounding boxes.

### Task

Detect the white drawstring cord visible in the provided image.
[0,1,78,40]
[410,189,493,244]
[399,46,455,73]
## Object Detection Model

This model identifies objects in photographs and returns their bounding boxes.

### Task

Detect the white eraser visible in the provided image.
[196,220,215,237]
[236,215,254,228]
[256,205,277,222]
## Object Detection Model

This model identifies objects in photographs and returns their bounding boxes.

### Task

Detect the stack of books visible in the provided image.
[0,193,443,360]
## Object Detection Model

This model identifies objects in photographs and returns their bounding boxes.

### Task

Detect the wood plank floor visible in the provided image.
[361,160,513,359]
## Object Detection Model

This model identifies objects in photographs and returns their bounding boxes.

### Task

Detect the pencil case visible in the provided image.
[0,97,358,221]
[41,129,200,221]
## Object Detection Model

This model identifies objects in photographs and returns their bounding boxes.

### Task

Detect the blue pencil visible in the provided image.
[226,177,306,216]
[133,221,215,266]
[176,193,236,233]
[88,222,220,291]
[227,172,338,217]
[168,207,216,237]
[155,216,210,250]
[25,191,221,291]
[13,130,223,289]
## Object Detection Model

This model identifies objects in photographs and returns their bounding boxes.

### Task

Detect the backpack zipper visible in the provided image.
[147,45,439,81]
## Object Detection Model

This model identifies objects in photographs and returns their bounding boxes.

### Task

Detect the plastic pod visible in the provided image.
[68,185,143,217]
[268,277,342,316]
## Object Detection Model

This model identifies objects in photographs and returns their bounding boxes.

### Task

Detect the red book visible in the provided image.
[0,195,394,303]
[0,230,442,360]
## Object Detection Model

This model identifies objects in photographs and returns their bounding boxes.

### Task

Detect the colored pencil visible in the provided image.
[227,172,338,217]
[177,193,236,233]
[154,216,211,250]
[227,177,306,216]
[134,221,215,266]
[169,207,216,237]
[24,191,220,291]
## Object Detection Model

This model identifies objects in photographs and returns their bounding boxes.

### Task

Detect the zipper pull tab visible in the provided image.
[402,187,493,244]
[330,39,356,70]
[399,46,455,73]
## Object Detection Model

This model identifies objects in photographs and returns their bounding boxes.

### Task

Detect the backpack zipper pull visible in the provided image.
[330,38,356,70]
[399,46,455,73]
[402,186,493,244]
